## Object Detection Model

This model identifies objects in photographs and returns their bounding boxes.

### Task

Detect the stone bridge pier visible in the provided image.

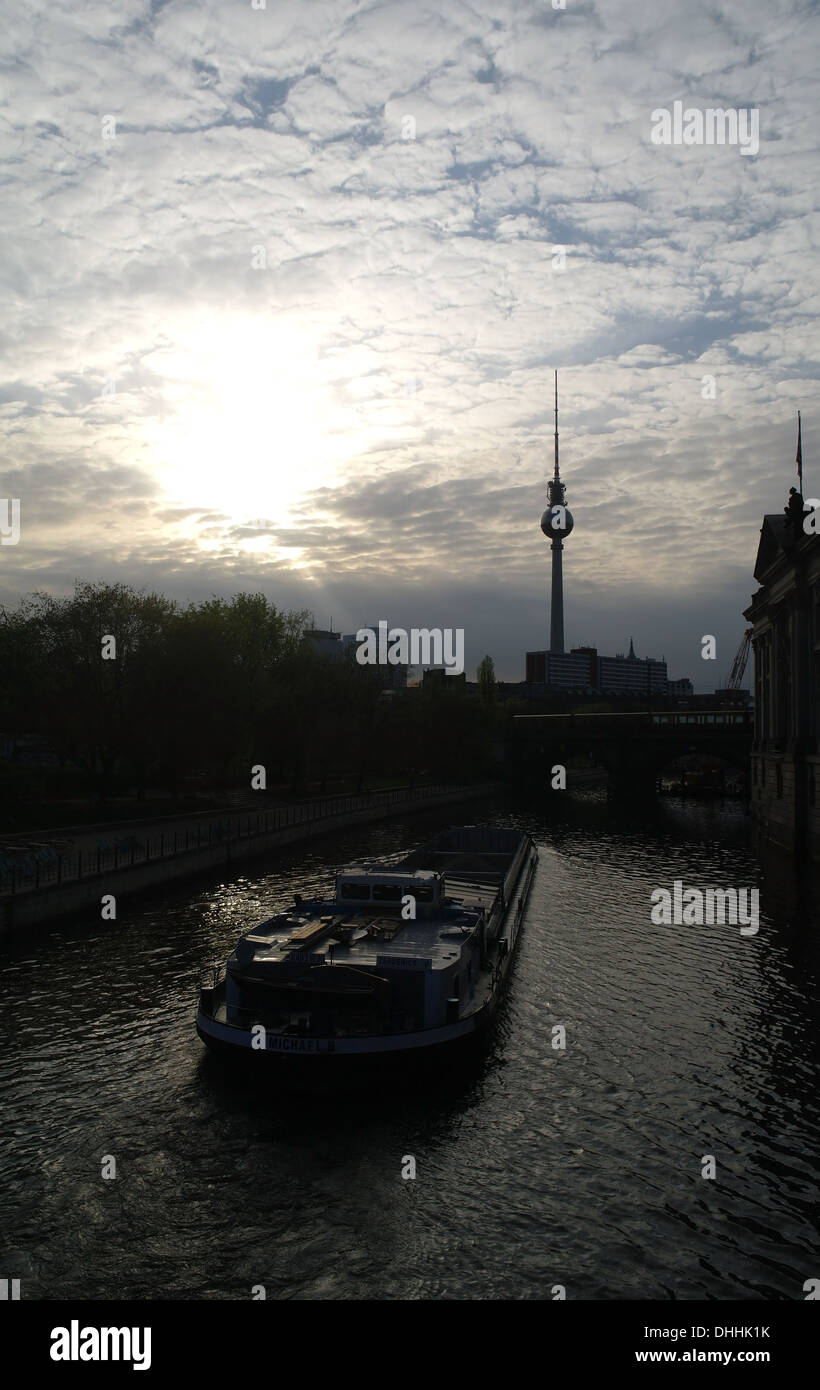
[594,739,661,801]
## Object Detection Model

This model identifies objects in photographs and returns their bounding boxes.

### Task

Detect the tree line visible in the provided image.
[0,582,498,811]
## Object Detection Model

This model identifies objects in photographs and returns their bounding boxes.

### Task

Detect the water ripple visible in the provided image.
[1,797,819,1299]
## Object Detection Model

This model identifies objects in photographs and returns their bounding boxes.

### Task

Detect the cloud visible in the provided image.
[0,0,818,684]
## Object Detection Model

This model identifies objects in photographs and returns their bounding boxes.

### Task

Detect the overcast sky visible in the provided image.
[1,0,818,686]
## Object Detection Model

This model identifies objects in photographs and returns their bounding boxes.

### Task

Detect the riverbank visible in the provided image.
[0,782,496,934]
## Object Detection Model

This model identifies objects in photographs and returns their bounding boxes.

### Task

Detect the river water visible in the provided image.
[1,793,818,1300]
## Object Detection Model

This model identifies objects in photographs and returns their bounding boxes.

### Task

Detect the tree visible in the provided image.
[477,654,497,704]
[0,582,177,802]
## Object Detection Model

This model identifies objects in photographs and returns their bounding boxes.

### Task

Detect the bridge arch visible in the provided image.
[510,709,753,801]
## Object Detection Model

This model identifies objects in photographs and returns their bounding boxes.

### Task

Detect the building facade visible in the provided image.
[525,647,596,690]
[598,644,668,697]
[306,627,408,689]
[745,504,820,861]
[341,628,409,689]
[525,640,670,696]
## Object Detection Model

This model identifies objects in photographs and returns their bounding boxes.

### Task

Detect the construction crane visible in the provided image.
[726,628,752,690]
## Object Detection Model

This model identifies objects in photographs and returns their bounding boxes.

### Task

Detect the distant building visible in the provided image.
[712,687,751,706]
[525,647,596,689]
[524,638,668,696]
[745,492,820,860]
[341,628,408,690]
[304,626,408,690]
[422,668,466,690]
[668,677,694,698]
[599,640,667,696]
[664,689,750,710]
[304,628,343,660]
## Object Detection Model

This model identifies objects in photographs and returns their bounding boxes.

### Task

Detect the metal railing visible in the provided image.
[0,783,477,898]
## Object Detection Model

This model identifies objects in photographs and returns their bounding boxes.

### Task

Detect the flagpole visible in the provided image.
[797,410,803,490]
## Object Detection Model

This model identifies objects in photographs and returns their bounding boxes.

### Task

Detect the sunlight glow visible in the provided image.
[143,315,370,529]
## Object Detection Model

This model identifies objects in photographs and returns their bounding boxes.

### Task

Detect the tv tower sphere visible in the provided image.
[540,503,574,539]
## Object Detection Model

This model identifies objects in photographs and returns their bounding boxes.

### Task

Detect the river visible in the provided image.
[1,792,818,1300]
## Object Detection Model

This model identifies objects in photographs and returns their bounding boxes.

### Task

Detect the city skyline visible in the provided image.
[2,0,818,687]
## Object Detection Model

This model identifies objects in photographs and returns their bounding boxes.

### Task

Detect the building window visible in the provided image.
[810,767,816,808]
[753,758,757,786]
[776,764,783,798]
[761,758,766,787]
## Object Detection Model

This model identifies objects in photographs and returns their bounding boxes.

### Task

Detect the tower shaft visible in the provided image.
[550,539,564,654]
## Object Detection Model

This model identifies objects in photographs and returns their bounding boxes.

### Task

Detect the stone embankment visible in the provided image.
[0,783,496,934]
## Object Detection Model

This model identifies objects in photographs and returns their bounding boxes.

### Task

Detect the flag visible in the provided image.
[797,411,803,488]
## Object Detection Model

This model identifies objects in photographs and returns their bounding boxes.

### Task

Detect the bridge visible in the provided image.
[510,709,753,800]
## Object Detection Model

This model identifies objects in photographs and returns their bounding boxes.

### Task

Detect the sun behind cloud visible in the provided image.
[141,313,368,527]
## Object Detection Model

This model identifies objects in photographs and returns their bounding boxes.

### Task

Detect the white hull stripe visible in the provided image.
[197,1010,482,1056]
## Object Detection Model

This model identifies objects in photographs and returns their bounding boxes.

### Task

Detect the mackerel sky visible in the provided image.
[1,0,818,686]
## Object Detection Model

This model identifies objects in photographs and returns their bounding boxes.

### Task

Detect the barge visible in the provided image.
[196,825,537,1070]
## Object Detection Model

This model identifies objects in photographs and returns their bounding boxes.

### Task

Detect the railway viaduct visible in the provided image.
[510,709,753,800]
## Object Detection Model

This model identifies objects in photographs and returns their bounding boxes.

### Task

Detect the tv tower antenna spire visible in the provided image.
[554,369,559,480]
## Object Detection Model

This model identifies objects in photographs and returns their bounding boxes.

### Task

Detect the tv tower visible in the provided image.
[540,371,574,653]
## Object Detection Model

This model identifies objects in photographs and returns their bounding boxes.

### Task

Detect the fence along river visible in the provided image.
[0,783,487,932]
